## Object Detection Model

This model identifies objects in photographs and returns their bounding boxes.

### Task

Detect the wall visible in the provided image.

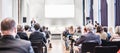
[93,0,99,24]
[2,0,13,18]
[0,0,2,19]
[0,0,18,23]
[0,0,77,33]
[26,0,83,33]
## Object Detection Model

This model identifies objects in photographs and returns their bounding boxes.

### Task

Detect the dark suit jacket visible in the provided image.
[75,32,101,46]
[0,35,34,53]
[29,31,46,43]
[17,32,28,40]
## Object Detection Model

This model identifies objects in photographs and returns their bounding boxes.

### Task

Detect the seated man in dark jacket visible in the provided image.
[17,25,28,40]
[29,23,46,43]
[0,18,34,53]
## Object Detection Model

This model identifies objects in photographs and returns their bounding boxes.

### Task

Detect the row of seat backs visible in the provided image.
[81,42,119,53]
[31,40,47,53]
[101,40,120,50]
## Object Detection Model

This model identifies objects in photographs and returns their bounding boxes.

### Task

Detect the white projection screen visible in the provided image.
[45,5,74,18]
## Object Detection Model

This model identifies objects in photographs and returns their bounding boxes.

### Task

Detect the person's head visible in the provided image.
[77,26,81,33]
[42,26,46,31]
[45,27,49,31]
[103,26,108,33]
[69,26,74,30]
[34,23,40,30]
[17,25,23,32]
[85,24,94,32]
[95,21,97,23]
[24,25,30,31]
[96,25,103,33]
[108,27,114,34]
[115,26,120,35]
[1,18,17,36]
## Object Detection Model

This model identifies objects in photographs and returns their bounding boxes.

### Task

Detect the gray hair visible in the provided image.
[86,24,94,32]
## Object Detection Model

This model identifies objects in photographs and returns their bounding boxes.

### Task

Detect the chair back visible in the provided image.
[107,41,120,50]
[101,39,108,46]
[81,42,99,53]
[31,40,47,53]
[32,46,39,53]
[95,46,118,53]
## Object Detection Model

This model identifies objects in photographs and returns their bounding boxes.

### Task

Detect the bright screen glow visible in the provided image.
[45,5,74,18]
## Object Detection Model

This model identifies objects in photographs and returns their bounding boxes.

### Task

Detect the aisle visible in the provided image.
[48,40,69,53]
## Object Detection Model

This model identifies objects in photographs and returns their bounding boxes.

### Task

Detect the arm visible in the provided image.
[41,33,47,43]
[23,32,29,40]
[97,35,102,45]
[74,36,86,46]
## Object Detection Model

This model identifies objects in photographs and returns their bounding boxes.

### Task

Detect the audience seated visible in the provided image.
[108,27,114,36]
[96,26,108,46]
[103,26,111,41]
[0,18,34,53]
[17,25,29,40]
[40,26,46,38]
[29,23,46,43]
[96,25,108,40]
[68,26,75,36]
[62,27,69,50]
[24,25,32,38]
[45,27,51,40]
[110,26,120,41]
[74,24,101,53]
[74,26,82,37]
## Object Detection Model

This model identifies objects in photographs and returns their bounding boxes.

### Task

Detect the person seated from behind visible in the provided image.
[0,18,34,53]
[41,26,46,38]
[68,26,75,35]
[29,23,46,43]
[74,24,101,53]
[17,25,28,40]
[103,26,111,41]
[74,26,82,40]
[75,24,101,45]
[45,27,51,40]
[96,25,108,40]
[24,25,32,38]
[75,26,82,36]
[110,26,120,41]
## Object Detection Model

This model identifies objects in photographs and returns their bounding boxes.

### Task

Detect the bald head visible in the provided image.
[1,18,16,31]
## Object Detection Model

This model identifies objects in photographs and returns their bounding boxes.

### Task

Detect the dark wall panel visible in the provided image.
[101,0,108,26]
[115,0,120,26]
[90,0,94,24]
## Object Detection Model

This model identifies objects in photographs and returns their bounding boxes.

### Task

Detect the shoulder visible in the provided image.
[95,33,100,35]
[111,34,119,37]
[17,39,31,45]
[21,32,27,35]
